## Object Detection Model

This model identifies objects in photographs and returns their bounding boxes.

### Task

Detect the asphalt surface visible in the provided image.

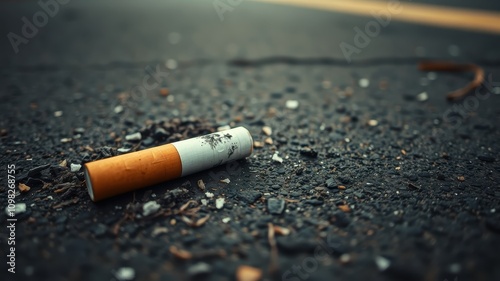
[1,1,500,281]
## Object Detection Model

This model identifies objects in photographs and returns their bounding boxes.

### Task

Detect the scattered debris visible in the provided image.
[5,203,27,215]
[18,183,30,193]
[272,152,283,163]
[205,192,214,198]
[142,201,161,216]
[216,198,225,209]
[125,132,142,141]
[54,111,63,117]
[236,265,262,281]
[338,185,346,190]
[375,256,391,271]
[457,176,465,182]
[264,137,273,145]
[70,163,81,172]
[220,178,231,184]
[285,100,299,109]
[201,199,208,206]
[59,159,67,167]
[182,215,210,227]
[222,217,231,223]
[114,267,135,281]
[262,126,272,136]
[197,179,206,191]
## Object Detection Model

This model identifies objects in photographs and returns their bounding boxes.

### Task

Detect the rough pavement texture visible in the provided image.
[1,1,499,281]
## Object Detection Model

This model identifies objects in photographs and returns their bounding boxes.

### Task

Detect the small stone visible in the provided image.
[159,88,169,97]
[18,183,31,193]
[117,147,131,153]
[272,152,283,163]
[300,147,318,158]
[115,267,135,281]
[60,138,72,143]
[70,163,81,172]
[331,212,350,228]
[338,185,346,190]
[253,141,264,148]
[197,180,206,191]
[264,137,273,145]
[187,262,211,277]
[201,199,208,206]
[153,128,169,140]
[217,125,231,132]
[262,126,272,136]
[367,119,378,126]
[125,132,142,141]
[478,155,495,162]
[326,178,338,189]
[338,204,351,212]
[359,78,370,88]
[73,127,85,134]
[417,92,428,102]
[216,198,225,209]
[205,192,214,198]
[339,253,351,264]
[267,198,285,215]
[236,265,262,281]
[222,217,231,223]
[142,201,161,216]
[457,176,465,182]
[54,111,63,117]
[375,256,391,271]
[166,59,178,70]
[151,227,168,237]
[220,178,231,184]
[114,105,124,114]
[286,100,299,109]
[5,203,27,215]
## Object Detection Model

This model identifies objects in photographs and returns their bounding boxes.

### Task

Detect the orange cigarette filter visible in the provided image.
[84,127,253,201]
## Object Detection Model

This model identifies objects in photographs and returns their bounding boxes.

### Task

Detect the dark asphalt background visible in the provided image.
[1,0,500,280]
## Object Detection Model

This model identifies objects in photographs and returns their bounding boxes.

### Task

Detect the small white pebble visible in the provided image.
[142,201,160,216]
[115,267,135,281]
[125,132,142,141]
[114,105,124,114]
[272,152,283,163]
[117,147,131,153]
[359,78,370,88]
[70,163,81,172]
[375,256,391,271]
[54,111,63,117]
[417,92,428,102]
[367,119,378,127]
[216,198,225,209]
[217,125,231,132]
[201,199,208,206]
[286,100,299,109]
[262,126,272,136]
[205,192,214,198]
[166,59,178,70]
[220,178,230,184]
[340,253,351,264]
[222,217,231,223]
[60,138,72,143]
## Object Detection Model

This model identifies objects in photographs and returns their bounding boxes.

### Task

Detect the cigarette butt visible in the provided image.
[84,127,253,201]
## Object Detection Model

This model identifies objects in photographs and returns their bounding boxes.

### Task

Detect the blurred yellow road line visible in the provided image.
[252,0,500,34]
